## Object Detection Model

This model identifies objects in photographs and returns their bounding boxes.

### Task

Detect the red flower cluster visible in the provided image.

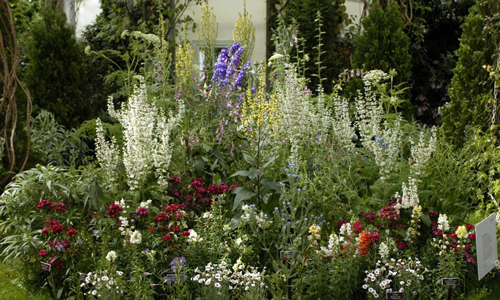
[37,200,67,212]
[190,178,203,189]
[170,189,182,198]
[396,240,406,250]
[48,255,64,269]
[379,205,399,220]
[353,221,363,234]
[51,202,67,212]
[154,212,170,225]
[208,183,229,194]
[37,200,52,210]
[136,207,149,217]
[45,220,63,234]
[66,228,77,237]
[165,203,181,212]
[169,176,182,183]
[162,234,172,241]
[195,188,209,197]
[107,203,123,218]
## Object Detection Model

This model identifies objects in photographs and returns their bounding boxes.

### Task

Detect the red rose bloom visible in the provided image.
[162,234,172,242]
[170,225,180,232]
[182,230,190,236]
[186,195,194,202]
[39,249,47,256]
[149,228,154,233]
[468,233,476,240]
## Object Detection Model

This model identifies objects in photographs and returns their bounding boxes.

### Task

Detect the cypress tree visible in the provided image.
[353,1,412,87]
[24,7,89,128]
[441,0,500,145]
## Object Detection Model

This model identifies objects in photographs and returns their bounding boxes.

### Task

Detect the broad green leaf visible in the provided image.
[232,187,256,211]
[243,153,257,165]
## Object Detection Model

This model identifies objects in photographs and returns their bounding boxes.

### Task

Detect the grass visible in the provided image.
[0,261,52,300]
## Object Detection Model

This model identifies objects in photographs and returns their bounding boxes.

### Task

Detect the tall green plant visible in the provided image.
[197,4,218,82]
[353,1,412,108]
[441,0,500,145]
[269,0,348,93]
[232,1,255,67]
[24,7,88,128]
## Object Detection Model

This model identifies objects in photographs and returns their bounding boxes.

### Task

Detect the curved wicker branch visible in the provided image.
[0,0,32,186]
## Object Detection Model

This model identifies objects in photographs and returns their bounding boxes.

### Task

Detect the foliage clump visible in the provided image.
[353,1,412,105]
[24,7,89,128]
[441,0,500,145]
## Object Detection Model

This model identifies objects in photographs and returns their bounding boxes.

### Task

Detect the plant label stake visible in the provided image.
[77,272,87,282]
[40,262,52,272]
[279,250,296,260]
[129,212,139,219]
[442,278,460,300]
[475,213,498,280]
[39,262,55,299]
[165,274,186,284]
[386,292,404,299]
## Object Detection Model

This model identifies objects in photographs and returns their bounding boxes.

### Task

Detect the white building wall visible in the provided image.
[74,0,365,55]
[184,0,267,64]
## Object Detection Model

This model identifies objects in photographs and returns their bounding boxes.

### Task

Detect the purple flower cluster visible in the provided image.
[211,43,252,91]
[170,256,187,272]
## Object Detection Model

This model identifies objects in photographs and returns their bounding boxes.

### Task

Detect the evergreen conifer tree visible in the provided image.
[441,0,500,145]
[353,1,412,87]
[24,7,89,128]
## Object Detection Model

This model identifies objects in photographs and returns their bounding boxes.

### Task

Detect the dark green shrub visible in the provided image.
[352,1,412,94]
[24,7,89,128]
[268,0,349,94]
[441,0,500,145]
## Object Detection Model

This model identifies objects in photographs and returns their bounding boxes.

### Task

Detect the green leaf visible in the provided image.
[420,214,431,227]
[230,212,243,229]
[231,168,259,180]
[262,155,278,170]
[232,187,256,211]
[243,153,256,165]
